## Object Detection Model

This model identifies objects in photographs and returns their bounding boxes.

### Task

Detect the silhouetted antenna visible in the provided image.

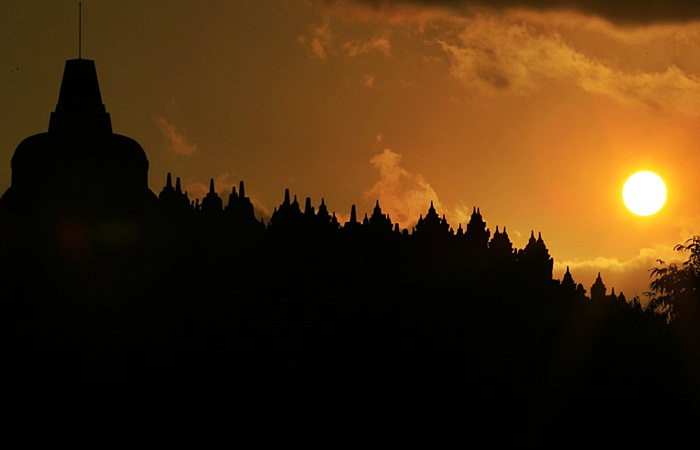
[78,2,82,59]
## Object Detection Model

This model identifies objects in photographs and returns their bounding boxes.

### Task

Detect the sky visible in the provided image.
[3,0,700,299]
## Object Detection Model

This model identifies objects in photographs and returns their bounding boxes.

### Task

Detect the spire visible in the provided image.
[201,178,222,213]
[528,230,537,244]
[158,171,176,202]
[48,58,112,135]
[175,177,182,193]
[283,188,291,206]
[561,266,575,290]
[350,204,357,223]
[78,2,82,59]
[591,272,607,301]
[239,181,245,198]
[317,198,329,218]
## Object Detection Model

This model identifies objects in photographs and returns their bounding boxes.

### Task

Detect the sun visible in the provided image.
[622,171,667,216]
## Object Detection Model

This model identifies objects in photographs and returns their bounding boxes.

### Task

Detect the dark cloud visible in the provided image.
[352,0,700,24]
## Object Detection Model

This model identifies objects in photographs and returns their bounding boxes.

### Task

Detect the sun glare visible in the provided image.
[622,171,667,216]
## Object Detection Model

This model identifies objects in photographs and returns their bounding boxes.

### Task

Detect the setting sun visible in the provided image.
[622,171,667,216]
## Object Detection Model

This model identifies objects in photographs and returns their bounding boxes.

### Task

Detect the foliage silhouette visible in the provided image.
[647,235,700,323]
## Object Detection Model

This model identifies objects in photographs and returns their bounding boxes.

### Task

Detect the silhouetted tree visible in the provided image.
[647,236,700,322]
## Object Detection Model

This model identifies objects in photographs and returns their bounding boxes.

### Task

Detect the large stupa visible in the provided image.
[0,58,157,217]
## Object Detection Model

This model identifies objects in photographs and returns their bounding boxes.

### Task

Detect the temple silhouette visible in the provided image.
[0,55,619,304]
[3,56,692,447]
[1,58,156,217]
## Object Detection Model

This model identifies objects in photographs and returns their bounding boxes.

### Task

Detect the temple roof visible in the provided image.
[49,58,112,136]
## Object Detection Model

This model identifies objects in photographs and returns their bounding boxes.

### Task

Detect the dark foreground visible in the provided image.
[3,256,700,448]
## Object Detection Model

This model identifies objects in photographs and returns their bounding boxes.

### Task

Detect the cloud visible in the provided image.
[301,16,391,61]
[436,13,700,115]
[311,3,700,116]
[552,218,700,298]
[299,21,333,59]
[364,148,445,229]
[583,65,700,114]
[349,0,700,25]
[436,17,554,95]
[251,199,272,225]
[553,243,688,296]
[554,245,678,274]
[343,35,392,57]
[363,147,501,231]
[153,115,198,156]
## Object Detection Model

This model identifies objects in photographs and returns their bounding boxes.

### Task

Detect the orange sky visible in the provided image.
[3,0,700,299]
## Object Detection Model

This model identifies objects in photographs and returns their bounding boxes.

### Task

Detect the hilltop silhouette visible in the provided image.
[1,57,699,447]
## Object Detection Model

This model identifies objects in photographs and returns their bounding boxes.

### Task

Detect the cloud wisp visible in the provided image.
[554,245,682,275]
[153,115,199,156]
[364,148,442,230]
[343,35,392,57]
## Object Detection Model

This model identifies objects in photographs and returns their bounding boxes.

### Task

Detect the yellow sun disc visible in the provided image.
[622,171,667,216]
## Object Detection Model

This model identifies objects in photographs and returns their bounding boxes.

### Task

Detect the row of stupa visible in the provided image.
[0,56,624,297]
[0,56,544,251]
